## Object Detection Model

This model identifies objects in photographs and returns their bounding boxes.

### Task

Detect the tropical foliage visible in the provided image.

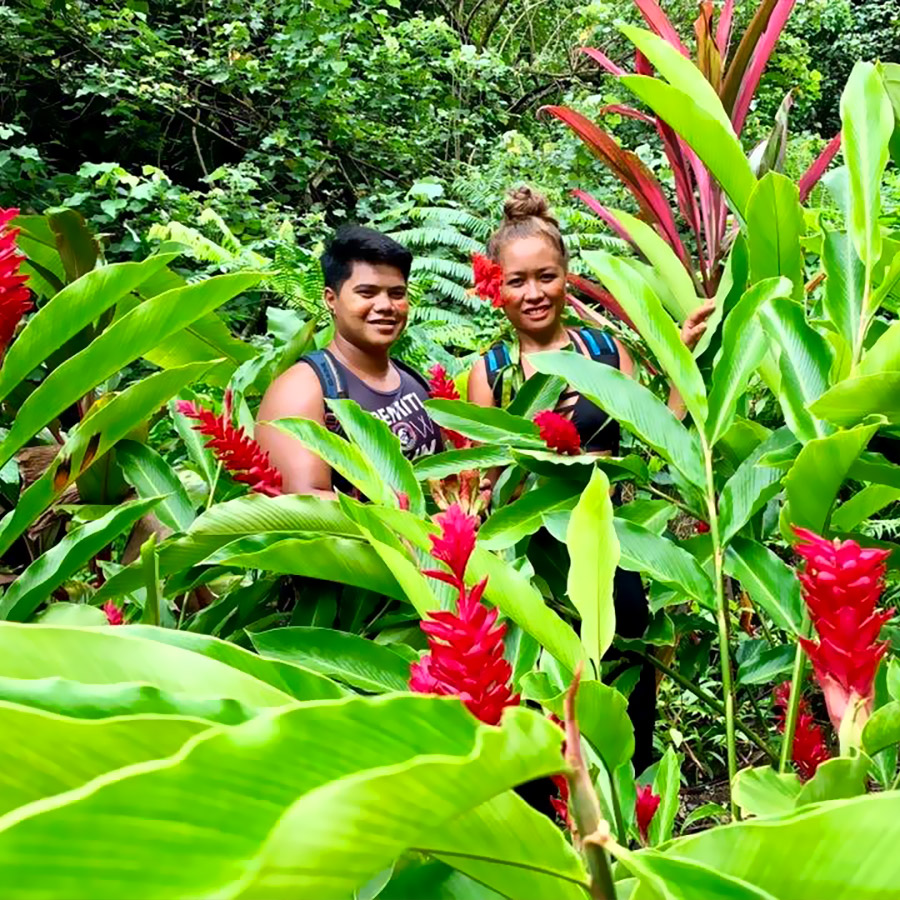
[2,1,900,898]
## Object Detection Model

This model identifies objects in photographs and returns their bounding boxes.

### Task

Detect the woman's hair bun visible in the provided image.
[503,185,555,224]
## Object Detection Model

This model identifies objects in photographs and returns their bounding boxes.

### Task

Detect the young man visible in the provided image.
[256,225,442,496]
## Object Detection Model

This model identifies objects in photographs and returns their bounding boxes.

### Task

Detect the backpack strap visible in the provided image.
[300,349,348,400]
[483,342,512,406]
[392,358,432,394]
[576,327,619,368]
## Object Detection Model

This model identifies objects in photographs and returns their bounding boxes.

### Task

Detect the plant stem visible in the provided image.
[702,441,738,818]
[605,762,627,844]
[779,631,809,773]
[635,650,775,760]
[206,461,222,510]
[645,483,697,516]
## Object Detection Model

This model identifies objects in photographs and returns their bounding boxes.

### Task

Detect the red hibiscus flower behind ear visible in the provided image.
[472,253,505,307]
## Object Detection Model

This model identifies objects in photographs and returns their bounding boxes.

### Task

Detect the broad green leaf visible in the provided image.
[212,536,405,600]
[649,747,681,846]
[795,755,871,806]
[272,416,391,505]
[34,602,107,626]
[616,499,676,535]
[0,703,208,817]
[0,623,297,708]
[116,439,196,532]
[783,422,879,537]
[679,803,728,833]
[506,371,566,419]
[0,253,177,404]
[0,497,161,622]
[758,298,833,442]
[0,360,214,556]
[620,75,755,217]
[707,278,793,447]
[120,626,343,702]
[420,792,589,900]
[810,373,900,426]
[719,427,796,544]
[736,644,795,686]
[520,672,634,773]
[600,208,698,321]
[862,700,900,755]
[567,469,618,670]
[414,445,514,481]
[657,792,900,898]
[250,626,411,693]
[512,448,648,484]
[530,351,705,487]
[478,481,582,551]
[0,698,565,900]
[48,207,98,281]
[856,320,900,377]
[725,538,802,633]
[615,520,713,608]
[94,494,361,602]
[822,230,865,357]
[841,62,893,279]
[380,861,502,900]
[170,391,217,485]
[425,399,543,447]
[583,249,707,425]
[747,174,804,301]
[831,484,900,531]
[328,398,425,515]
[849,451,900,488]
[732,766,802,818]
[0,272,260,469]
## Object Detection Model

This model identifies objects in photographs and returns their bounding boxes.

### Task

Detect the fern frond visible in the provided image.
[412,256,472,283]
[409,207,492,240]
[150,222,236,265]
[388,227,482,254]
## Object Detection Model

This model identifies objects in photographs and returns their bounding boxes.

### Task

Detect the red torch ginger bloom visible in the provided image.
[409,502,520,726]
[0,208,33,363]
[546,714,571,827]
[102,601,123,626]
[427,364,468,449]
[635,784,661,844]
[534,410,581,455]
[177,391,282,497]
[793,527,893,730]
[472,252,505,307]
[695,520,710,534]
[772,681,831,781]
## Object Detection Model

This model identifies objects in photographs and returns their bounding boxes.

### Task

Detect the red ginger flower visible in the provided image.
[102,601,123,626]
[177,390,282,497]
[695,520,710,534]
[635,784,661,844]
[0,208,33,363]
[409,503,520,725]
[428,469,488,517]
[547,714,571,826]
[793,527,893,729]
[472,252,505,307]
[534,409,581,455]
[428,364,468,449]
[772,681,831,781]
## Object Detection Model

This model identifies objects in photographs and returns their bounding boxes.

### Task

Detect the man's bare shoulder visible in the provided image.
[259,359,324,417]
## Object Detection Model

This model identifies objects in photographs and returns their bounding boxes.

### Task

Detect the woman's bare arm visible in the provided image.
[255,363,336,498]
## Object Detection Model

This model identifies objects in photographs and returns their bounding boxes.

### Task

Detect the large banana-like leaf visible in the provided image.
[478,481,582,550]
[0,253,178,404]
[0,272,260,469]
[856,320,900,376]
[746,174,804,301]
[831,484,900,532]
[0,360,216,556]
[725,538,802,633]
[413,445,515,481]
[582,249,707,425]
[0,703,209,817]
[0,697,565,900]
[530,350,705,488]
[810,373,900,426]
[567,468,618,670]
[425,399,543,446]
[822,230,866,358]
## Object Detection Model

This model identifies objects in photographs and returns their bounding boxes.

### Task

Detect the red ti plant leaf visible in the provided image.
[597,103,656,126]
[635,48,654,76]
[566,275,637,333]
[633,0,690,57]
[580,46,625,78]
[694,1,723,90]
[715,0,735,58]
[731,0,799,135]
[543,106,689,267]
[570,190,638,249]
[720,0,780,117]
[798,133,842,204]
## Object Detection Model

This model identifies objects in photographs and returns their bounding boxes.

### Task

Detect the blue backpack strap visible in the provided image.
[578,327,619,368]
[483,342,512,405]
[300,349,348,400]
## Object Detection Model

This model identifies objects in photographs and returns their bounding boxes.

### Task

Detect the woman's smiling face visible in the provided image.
[497,235,567,339]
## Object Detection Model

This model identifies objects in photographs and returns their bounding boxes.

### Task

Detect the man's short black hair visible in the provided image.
[321,225,413,293]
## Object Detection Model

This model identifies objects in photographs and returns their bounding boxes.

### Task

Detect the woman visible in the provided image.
[468,187,713,776]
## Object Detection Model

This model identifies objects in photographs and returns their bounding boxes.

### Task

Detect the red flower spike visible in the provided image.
[0,207,33,363]
[635,784,661,844]
[177,398,283,497]
[695,520,710,534]
[534,410,581,455]
[772,682,831,780]
[102,601,123,626]
[428,364,460,401]
[472,252,506,307]
[410,503,520,726]
[792,527,894,729]
[546,713,571,827]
